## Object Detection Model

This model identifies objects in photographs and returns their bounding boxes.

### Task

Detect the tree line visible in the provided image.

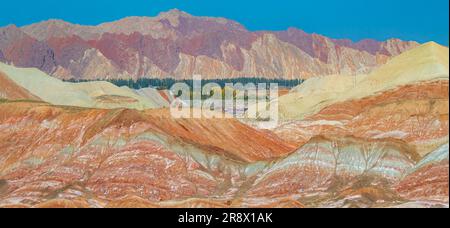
[63,77,305,90]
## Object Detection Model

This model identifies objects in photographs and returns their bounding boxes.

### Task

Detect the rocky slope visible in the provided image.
[0,9,419,80]
[247,136,419,196]
[0,101,446,208]
[268,42,448,121]
[269,44,449,159]
[0,70,40,100]
[395,144,449,203]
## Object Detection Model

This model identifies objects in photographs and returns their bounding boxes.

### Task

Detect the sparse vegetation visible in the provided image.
[63,77,305,90]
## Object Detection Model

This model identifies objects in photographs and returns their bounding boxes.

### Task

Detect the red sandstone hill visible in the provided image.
[0,102,295,164]
[0,100,295,207]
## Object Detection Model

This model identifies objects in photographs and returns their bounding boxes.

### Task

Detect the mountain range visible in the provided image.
[0,8,448,208]
[0,9,419,80]
[0,41,448,208]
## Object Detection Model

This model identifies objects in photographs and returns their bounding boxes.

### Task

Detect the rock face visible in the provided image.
[255,43,448,208]
[0,25,56,73]
[272,29,417,74]
[0,9,419,80]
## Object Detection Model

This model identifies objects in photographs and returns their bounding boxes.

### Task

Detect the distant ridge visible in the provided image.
[0,9,419,80]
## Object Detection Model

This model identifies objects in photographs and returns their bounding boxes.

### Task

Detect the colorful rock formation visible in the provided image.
[0,13,448,208]
[0,100,297,207]
[396,144,449,203]
[0,10,419,80]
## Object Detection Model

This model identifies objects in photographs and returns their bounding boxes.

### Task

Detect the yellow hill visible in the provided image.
[260,42,449,121]
[0,62,166,110]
